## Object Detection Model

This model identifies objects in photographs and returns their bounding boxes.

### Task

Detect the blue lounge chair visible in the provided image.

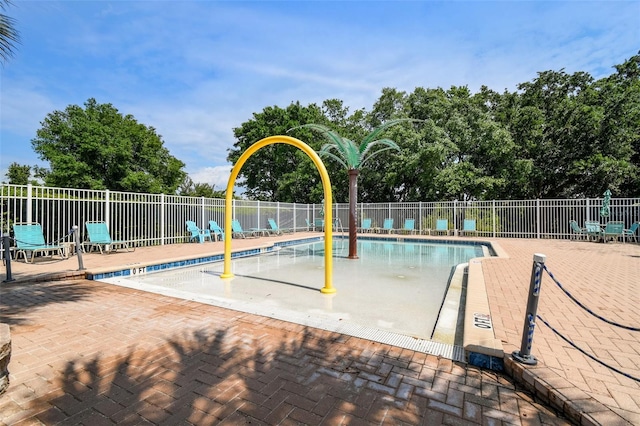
[602,221,624,243]
[358,218,372,233]
[208,221,225,241]
[433,219,450,236]
[84,221,134,254]
[314,219,325,232]
[462,219,477,237]
[584,221,603,241]
[375,218,394,234]
[623,222,639,243]
[569,220,587,240]
[231,220,259,238]
[13,222,64,263]
[396,218,416,235]
[186,221,212,243]
[268,218,290,235]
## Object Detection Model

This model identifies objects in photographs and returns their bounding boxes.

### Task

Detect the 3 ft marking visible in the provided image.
[131,267,147,275]
[473,313,493,329]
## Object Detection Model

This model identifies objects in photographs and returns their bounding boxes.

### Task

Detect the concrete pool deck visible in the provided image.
[1,232,638,425]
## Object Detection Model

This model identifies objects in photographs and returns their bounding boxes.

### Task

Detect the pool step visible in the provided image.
[431,263,467,345]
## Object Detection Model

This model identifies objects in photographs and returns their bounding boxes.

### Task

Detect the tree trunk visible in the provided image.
[348,169,359,259]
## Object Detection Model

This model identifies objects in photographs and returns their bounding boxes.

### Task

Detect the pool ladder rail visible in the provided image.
[333,218,345,234]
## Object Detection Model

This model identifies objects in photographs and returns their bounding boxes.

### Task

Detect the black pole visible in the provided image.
[2,235,14,283]
[512,253,546,365]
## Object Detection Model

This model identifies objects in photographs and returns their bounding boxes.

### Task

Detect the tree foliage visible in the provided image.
[4,162,30,185]
[31,98,186,193]
[177,177,226,198]
[231,52,640,201]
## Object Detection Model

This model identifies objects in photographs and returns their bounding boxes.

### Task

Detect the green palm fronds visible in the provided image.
[360,118,416,151]
[0,0,19,63]
[359,139,401,168]
[291,120,415,170]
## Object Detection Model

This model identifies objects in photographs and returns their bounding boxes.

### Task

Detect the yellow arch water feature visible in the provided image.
[221,135,336,294]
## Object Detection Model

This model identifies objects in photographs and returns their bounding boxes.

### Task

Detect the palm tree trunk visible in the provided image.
[348,169,359,259]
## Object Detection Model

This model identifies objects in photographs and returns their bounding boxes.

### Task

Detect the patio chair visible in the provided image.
[623,222,639,243]
[314,219,325,232]
[208,221,225,241]
[375,218,394,234]
[13,222,64,263]
[569,220,588,240]
[358,218,372,233]
[266,218,283,235]
[231,220,260,238]
[601,221,624,243]
[432,219,450,236]
[584,221,603,241]
[186,221,212,243]
[267,218,291,235]
[84,221,134,254]
[396,218,416,235]
[461,219,477,237]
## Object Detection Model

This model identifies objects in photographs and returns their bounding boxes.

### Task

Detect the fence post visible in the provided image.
[105,189,110,228]
[256,200,260,229]
[536,199,541,239]
[201,196,205,229]
[512,253,546,365]
[2,235,14,283]
[73,225,85,271]
[160,194,166,246]
[492,200,496,238]
[26,183,33,223]
[454,199,458,236]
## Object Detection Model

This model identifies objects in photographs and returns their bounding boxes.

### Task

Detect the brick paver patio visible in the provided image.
[1,234,638,425]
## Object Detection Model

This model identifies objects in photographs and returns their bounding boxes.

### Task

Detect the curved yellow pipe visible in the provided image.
[221,135,335,294]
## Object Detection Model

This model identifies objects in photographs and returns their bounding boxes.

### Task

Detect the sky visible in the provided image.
[1,1,639,191]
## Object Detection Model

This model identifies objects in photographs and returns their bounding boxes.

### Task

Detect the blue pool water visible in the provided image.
[101,238,487,346]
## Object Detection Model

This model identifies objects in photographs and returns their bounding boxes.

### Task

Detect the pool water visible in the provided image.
[101,239,486,343]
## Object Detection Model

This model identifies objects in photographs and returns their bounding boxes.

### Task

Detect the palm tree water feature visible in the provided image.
[291,120,418,259]
[98,238,490,356]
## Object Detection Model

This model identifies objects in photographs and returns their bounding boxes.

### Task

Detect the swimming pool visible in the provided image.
[100,238,488,359]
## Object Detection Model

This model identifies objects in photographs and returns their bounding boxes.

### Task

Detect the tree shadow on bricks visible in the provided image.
[0,280,94,325]
[15,324,564,425]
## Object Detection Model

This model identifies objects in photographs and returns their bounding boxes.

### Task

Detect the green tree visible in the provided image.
[292,120,410,259]
[0,0,19,63]
[395,86,515,201]
[31,98,186,193]
[4,162,30,184]
[510,57,639,198]
[178,177,225,198]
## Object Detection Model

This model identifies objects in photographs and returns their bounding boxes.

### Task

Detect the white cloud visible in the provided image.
[189,165,234,191]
